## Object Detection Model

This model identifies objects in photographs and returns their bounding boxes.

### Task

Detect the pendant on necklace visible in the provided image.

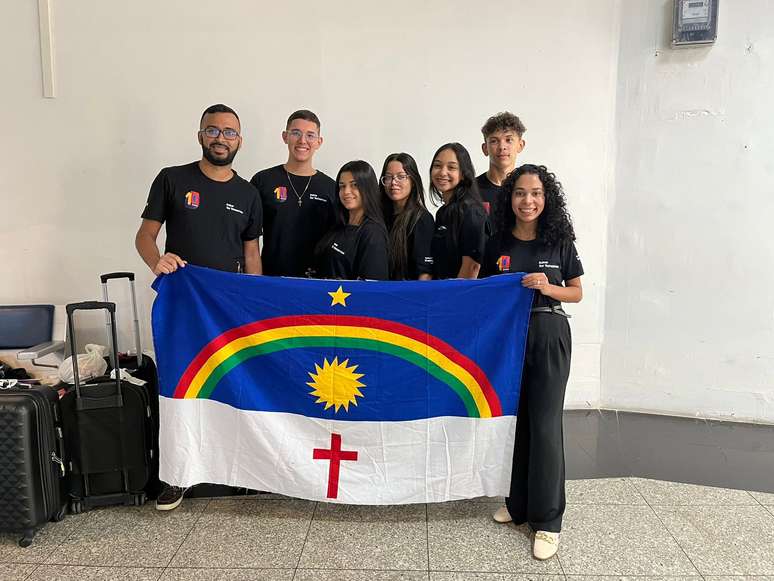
[298,199,302,207]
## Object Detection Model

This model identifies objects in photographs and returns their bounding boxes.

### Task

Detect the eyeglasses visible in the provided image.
[200,126,240,140]
[287,129,320,142]
[381,174,410,186]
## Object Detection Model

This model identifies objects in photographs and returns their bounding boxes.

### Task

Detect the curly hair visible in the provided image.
[494,164,575,246]
[481,111,526,139]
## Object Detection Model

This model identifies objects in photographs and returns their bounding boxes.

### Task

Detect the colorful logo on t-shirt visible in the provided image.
[497,255,511,272]
[185,191,200,209]
[274,186,288,202]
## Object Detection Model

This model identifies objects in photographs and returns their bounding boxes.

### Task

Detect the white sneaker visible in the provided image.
[492,506,513,523]
[533,530,560,560]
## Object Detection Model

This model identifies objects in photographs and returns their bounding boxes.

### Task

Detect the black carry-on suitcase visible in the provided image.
[99,272,161,499]
[0,382,67,546]
[60,301,150,513]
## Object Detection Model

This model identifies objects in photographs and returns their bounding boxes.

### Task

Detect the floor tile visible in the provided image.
[297,570,429,580]
[558,505,698,576]
[565,577,700,580]
[160,568,293,580]
[654,505,774,575]
[298,504,427,571]
[566,478,645,505]
[0,563,37,580]
[427,501,562,574]
[0,513,87,564]
[431,573,564,580]
[169,497,314,569]
[46,500,207,567]
[630,478,758,505]
[703,577,774,580]
[28,565,163,580]
[751,491,774,505]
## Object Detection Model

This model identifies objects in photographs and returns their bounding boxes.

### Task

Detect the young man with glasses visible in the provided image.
[250,110,337,277]
[477,112,527,215]
[135,103,262,510]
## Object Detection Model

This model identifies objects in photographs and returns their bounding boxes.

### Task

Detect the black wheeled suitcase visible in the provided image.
[99,272,161,499]
[60,301,151,513]
[0,381,67,546]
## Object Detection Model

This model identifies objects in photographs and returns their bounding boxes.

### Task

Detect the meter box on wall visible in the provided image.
[672,0,718,47]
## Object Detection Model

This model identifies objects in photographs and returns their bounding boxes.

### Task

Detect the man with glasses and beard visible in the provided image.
[135,103,262,510]
[136,103,262,278]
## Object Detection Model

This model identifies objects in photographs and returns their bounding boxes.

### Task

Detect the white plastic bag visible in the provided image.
[58,344,108,384]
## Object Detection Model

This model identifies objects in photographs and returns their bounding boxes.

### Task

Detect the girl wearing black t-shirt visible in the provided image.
[379,153,435,280]
[313,160,389,281]
[482,164,583,561]
[429,143,489,279]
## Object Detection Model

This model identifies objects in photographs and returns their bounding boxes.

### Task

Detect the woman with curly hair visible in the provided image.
[379,153,434,280]
[429,143,489,279]
[312,160,389,280]
[482,164,583,561]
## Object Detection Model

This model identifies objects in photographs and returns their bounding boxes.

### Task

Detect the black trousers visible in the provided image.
[505,312,572,533]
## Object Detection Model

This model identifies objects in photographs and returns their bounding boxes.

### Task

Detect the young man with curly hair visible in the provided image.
[477,112,526,215]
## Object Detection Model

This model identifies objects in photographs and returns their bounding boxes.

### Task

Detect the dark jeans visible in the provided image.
[506,313,572,533]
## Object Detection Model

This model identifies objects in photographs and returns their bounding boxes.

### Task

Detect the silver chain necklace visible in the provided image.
[285,169,313,207]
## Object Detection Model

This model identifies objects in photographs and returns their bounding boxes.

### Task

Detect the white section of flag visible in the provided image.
[159,398,516,505]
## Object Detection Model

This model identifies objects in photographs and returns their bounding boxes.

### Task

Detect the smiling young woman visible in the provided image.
[428,143,490,280]
[312,160,389,281]
[481,163,584,561]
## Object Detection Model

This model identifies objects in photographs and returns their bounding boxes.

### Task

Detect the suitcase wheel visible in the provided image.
[133,492,146,507]
[18,531,34,548]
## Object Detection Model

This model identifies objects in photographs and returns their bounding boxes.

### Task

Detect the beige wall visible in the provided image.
[1,0,621,406]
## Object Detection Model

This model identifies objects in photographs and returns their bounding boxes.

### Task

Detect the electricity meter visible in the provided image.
[672,0,718,47]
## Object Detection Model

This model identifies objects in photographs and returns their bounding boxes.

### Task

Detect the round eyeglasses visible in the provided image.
[287,129,320,142]
[381,174,410,186]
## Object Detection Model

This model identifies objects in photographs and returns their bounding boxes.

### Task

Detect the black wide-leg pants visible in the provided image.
[505,312,572,533]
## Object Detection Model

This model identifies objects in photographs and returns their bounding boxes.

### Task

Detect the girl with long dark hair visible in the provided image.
[428,143,489,279]
[379,153,434,280]
[312,160,389,280]
[482,164,583,561]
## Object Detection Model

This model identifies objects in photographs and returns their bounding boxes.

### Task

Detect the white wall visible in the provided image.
[1,0,616,404]
[603,0,774,422]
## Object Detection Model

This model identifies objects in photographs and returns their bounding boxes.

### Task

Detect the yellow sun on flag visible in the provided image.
[306,357,366,412]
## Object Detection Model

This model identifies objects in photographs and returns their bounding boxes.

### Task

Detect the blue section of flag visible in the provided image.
[151,265,532,420]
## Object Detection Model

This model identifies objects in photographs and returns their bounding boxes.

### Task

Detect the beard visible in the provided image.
[202,142,238,167]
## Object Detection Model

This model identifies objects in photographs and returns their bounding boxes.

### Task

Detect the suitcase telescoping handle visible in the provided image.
[99,272,135,283]
[65,301,123,409]
[100,272,141,368]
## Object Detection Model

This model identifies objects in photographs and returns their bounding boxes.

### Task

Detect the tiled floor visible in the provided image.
[3,410,774,580]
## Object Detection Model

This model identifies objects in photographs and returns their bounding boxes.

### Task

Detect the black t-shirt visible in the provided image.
[250,165,337,277]
[482,233,584,308]
[386,209,435,280]
[315,219,389,281]
[431,200,489,280]
[476,173,501,216]
[141,162,261,273]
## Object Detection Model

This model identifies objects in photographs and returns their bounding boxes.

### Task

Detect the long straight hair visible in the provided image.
[429,142,484,244]
[315,160,386,258]
[379,153,427,279]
